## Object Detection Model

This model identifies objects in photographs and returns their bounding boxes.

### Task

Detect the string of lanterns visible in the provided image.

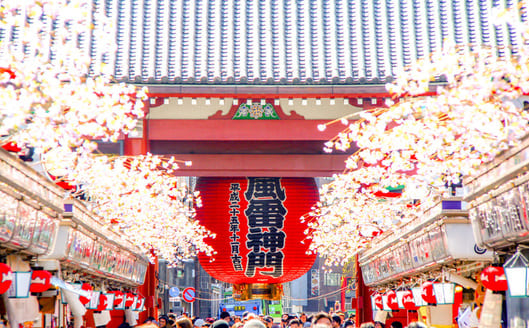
[365,264,513,313]
[0,263,146,312]
[371,281,459,312]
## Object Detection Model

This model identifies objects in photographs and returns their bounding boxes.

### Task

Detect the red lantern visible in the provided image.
[373,293,383,310]
[96,293,108,311]
[386,290,399,310]
[110,291,124,306]
[196,177,318,285]
[481,266,508,291]
[125,293,135,307]
[30,270,52,293]
[134,296,144,310]
[401,290,417,310]
[0,263,13,294]
[79,283,92,305]
[421,281,437,304]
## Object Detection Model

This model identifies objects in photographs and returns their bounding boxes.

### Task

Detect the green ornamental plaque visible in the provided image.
[233,103,280,120]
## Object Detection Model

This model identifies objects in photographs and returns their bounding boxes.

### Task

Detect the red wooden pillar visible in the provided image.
[354,254,372,326]
[123,100,150,156]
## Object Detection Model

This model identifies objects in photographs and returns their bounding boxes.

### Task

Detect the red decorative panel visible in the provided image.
[196,177,318,284]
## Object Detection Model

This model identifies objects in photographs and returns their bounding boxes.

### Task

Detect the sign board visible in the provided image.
[169,287,180,298]
[182,287,195,303]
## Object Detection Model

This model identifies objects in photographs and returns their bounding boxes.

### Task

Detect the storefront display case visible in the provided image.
[360,199,493,286]
[0,149,62,257]
[42,199,148,286]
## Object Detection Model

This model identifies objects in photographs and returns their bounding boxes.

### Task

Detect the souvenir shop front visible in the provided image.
[359,197,493,327]
[465,134,529,327]
[0,148,149,328]
[39,198,149,328]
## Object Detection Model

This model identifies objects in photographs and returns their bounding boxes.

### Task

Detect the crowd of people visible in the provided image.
[144,311,427,328]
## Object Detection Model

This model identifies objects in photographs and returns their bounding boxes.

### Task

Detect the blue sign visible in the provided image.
[169,287,180,297]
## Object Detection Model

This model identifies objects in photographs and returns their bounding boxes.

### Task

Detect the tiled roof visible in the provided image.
[3,0,526,85]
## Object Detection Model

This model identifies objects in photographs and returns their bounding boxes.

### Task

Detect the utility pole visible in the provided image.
[194,257,200,316]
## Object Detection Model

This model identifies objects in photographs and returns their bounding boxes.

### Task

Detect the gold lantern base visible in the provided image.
[233,283,283,301]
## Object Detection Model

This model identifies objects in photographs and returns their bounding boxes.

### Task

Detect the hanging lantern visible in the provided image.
[503,250,529,297]
[401,290,418,310]
[87,291,101,310]
[196,177,318,300]
[373,293,383,310]
[395,291,406,309]
[481,266,508,292]
[386,290,399,310]
[412,287,427,307]
[7,271,32,298]
[104,293,115,311]
[421,281,437,304]
[433,283,455,304]
[109,290,124,306]
[125,293,135,308]
[96,293,108,311]
[0,263,13,294]
[30,270,52,293]
[79,283,92,305]
[134,296,145,311]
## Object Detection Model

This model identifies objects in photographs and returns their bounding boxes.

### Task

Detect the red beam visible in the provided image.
[148,119,346,141]
[171,154,348,177]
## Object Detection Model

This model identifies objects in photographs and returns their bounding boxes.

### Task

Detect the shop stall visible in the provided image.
[0,148,149,328]
[38,199,149,328]
[359,197,492,327]
[465,134,529,326]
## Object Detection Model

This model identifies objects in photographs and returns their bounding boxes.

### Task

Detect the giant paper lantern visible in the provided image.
[421,281,437,304]
[0,263,13,294]
[196,177,318,298]
[481,266,508,291]
[30,270,52,293]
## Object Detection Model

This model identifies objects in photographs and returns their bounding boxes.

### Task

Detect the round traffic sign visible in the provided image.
[169,287,180,298]
[182,287,196,303]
